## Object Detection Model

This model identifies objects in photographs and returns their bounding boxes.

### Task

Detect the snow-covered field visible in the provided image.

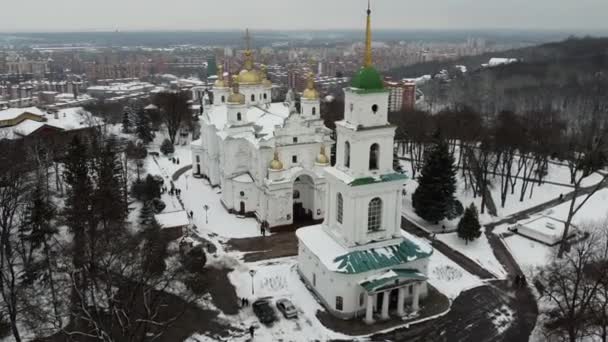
[436,233,508,279]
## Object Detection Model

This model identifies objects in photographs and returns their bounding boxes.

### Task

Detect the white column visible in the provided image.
[397,287,406,316]
[364,294,374,324]
[412,283,420,311]
[381,291,390,320]
[372,293,378,311]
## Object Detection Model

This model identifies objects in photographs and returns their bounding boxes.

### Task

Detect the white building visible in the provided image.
[296,5,433,324]
[191,33,334,229]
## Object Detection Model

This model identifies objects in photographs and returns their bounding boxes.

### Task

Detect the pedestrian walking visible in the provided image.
[177,158,180,164]
[190,210,194,218]
[513,275,520,288]
[249,325,255,338]
[261,226,266,237]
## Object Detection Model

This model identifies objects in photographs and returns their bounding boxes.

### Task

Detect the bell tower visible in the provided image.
[323,1,406,248]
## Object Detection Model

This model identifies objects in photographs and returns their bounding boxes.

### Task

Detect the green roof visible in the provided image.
[333,238,433,274]
[351,66,384,91]
[359,269,427,293]
[348,172,407,187]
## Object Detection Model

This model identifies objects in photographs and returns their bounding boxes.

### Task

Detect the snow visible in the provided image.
[233,173,254,183]
[502,231,554,271]
[541,188,608,225]
[436,233,508,279]
[225,257,348,341]
[514,215,576,245]
[0,106,44,120]
[205,102,289,137]
[426,245,484,299]
[154,210,189,228]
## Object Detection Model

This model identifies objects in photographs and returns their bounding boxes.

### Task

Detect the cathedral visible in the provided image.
[296,4,433,323]
[191,32,334,229]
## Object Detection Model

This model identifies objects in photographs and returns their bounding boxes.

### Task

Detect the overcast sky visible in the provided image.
[1,0,607,32]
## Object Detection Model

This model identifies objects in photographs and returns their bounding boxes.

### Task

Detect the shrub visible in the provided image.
[446,200,464,220]
[160,139,175,155]
[181,245,207,273]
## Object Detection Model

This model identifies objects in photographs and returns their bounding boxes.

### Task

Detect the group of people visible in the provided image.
[171,157,181,165]
[240,297,250,307]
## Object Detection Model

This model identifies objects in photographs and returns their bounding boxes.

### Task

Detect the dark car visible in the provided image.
[276,298,297,319]
[252,297,278,325]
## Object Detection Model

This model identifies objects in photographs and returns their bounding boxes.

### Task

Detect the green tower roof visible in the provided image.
[351,66,384,91]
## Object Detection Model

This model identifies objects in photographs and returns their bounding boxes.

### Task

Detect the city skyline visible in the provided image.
[1,0,607,33]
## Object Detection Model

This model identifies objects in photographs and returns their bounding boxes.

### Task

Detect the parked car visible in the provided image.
[252,297,278,325]
[276,298,298,319]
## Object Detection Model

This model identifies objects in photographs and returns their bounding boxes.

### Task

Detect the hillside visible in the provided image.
[388,36,608,79]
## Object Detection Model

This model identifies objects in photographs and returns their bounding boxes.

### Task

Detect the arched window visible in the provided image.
[344,141,351,168]
[312,107,316,115]
[369,143,379,170]
[236,112,242,121]
[263,93,268,100]
[251,94,255,102]
[372,104,378,114]
[336,193,343,224]
[368,197,382,231]
[221,95,225,103]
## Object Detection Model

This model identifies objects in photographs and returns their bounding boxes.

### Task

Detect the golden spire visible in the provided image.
[244,29,253,70]
[364,0,373,67]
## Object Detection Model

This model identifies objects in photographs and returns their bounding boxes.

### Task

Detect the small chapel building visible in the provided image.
[191,31,334,229]
[296,4,433,324]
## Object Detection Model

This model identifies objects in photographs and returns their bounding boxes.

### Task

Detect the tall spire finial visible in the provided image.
[245,28,251,51]
[364,0,373,67]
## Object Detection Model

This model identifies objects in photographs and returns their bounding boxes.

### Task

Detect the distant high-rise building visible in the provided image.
[385,80,416,112]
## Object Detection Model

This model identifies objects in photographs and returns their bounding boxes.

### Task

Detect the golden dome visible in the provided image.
[214,64,227,88]
[227,76,246,104]
[302,72,319,100]
[269,151,283,170]
[316,145,329,164]
[238,68,263,85]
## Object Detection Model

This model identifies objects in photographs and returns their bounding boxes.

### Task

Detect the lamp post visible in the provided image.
[203,204,209,224]
[249,269,257,296]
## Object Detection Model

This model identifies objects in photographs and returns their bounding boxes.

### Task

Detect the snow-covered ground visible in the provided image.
[426,245,485,299]
[436,233,508,279]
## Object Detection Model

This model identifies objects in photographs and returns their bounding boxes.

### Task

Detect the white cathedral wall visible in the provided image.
[298,238,431,319]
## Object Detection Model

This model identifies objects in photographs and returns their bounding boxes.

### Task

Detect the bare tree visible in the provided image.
[535,223,608,342]
[154,91,192,145]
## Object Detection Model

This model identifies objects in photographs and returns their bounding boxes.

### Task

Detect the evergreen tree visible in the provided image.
[160,138,175,155]
[139,202,155,225]
[122,109,132,133]
[142,219,168,276]
[457,203,482,244]
[62,136,93,313]
[91,138,128,232]
[412,131,457,223]
[135,109,154,143]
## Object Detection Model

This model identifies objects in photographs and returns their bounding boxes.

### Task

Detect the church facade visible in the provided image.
[296,5,433,323]
[191,34,334,229]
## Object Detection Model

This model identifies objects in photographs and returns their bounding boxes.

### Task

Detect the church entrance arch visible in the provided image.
[239,201,245,215]
[292,174,315,223]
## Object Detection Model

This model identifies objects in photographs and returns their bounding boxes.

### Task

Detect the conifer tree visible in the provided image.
[412,131,457,223]
[457,203,482,244]
[139,202,155,225]
[62,136,93,313]
[160,138,174,155]
[135,109,154,143]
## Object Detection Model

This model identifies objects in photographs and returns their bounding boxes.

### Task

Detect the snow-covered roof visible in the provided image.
[233,173,254,183]
[0,107,45,121]
[206,103,290,138]
[0,107,102,140]
[154,210,189,228]
[359,269,427,293]
[297,225,433,274]
[487,58,518,67]
[515,215,576,245]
